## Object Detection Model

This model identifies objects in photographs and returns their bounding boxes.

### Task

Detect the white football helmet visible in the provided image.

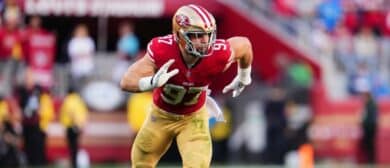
[172,4,217,57]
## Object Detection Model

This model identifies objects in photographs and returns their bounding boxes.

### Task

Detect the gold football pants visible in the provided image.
[131,104,212,168]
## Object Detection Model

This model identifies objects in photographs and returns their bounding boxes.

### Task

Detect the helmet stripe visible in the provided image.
[197,5,213,27]
[188,4,210,28]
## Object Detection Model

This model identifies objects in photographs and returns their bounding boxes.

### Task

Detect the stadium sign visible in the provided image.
[24,0,164,17]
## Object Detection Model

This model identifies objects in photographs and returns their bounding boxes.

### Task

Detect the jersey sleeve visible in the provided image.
[146,37,159,63]
[214,39,234,72]
[145,35,175,68]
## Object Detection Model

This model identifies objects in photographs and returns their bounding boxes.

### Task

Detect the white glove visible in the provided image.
[138,59,179,91]
[223,66,252,97]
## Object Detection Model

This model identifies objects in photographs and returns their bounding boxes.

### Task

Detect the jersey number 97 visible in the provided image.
[161,84,204,105]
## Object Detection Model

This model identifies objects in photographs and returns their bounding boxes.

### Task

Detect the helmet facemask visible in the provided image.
[179,29,216,57]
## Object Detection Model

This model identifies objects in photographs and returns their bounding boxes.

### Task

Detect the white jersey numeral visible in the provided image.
[213,41,227,50]
[157,35,173,45]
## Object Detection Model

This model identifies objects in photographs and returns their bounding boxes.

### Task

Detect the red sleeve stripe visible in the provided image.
[147,42,154,58]
[188,4,211,29]
[146,54,155,63]
[223,47,234,72]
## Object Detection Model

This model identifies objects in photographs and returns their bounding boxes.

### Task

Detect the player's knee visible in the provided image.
[132,162,155,168]
[131,151,156,168]
[182,154,211,168]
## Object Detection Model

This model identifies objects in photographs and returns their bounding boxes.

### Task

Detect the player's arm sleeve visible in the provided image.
[222,44,235,72]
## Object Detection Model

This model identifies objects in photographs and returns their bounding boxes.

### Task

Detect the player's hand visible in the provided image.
[222,66,251,97]
[151,59,179,87]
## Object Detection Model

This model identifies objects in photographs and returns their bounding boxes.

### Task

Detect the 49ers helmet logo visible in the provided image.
[175,14,190,27]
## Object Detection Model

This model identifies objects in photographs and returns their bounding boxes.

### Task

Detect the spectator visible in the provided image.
[342,10,359,33]
[310,21,333,55]
[22,15,55,89]
[275,55,313,104]
[359,88,378,163]
[0,1,3,13]
[295,0,319,19]
[18,72,54,166]
[371,76,390,98]
[2,0,23,13]
[287,60,313,88]
[60,87,88,168]
[272,0,299,35]
[0,95,24,167]
[67,24,95,91]
[284,100,311,152]
[274,53,292,87]
[117,21,140,60]
[0,7,23,96]
[317,0,343,32]
[273,0,296,18]
[112,21,140,83]
[263,86,288,164]
[333,23,355,74]
[287,59,313,104]
[23,15,45,53]
[353,26,379,73]
[349,62,373,95]
[381,11,390,82]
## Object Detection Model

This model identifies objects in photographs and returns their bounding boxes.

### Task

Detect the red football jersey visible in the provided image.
[0,28,23,60]
[147,34,232,114]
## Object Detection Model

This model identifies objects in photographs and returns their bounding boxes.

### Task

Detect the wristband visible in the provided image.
[238,66,251,85]
[138,76,154,91]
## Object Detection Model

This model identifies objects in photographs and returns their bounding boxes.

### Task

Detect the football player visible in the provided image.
[120,4,253,168]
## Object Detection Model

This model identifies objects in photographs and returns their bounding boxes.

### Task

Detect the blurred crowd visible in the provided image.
[240,0,383,164]
[0,0,142,166]
[246,0,390,99]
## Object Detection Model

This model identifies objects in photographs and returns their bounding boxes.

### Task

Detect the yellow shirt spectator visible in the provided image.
[210,107,232,141]
[127,92,153,132]
[60,93,88,129]
[0,99,9,122]
[39,93,55,132]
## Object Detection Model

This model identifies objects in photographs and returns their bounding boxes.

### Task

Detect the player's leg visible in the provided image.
[131,106,174,168]
[176,108,212,168]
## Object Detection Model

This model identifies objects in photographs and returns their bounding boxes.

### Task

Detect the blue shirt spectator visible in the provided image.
[0,0,4,12]
[317,0,342,32]
[117,22,139,60]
